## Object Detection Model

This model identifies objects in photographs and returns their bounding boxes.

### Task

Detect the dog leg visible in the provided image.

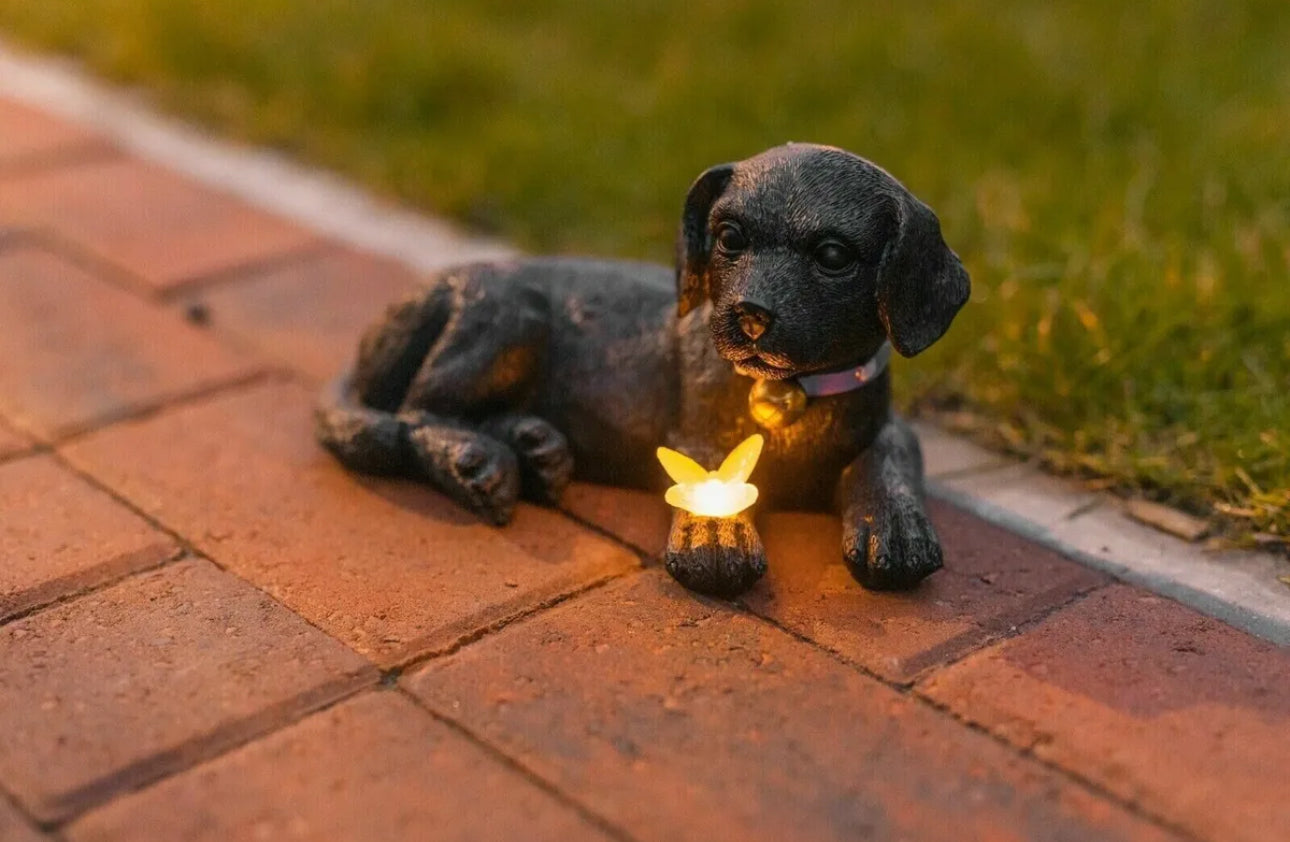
[315,374,411,477]
[836,415,943,590]
[481,413,573,505]
[318,270,554,524]
[318,381,522,524]
[663,509,767,598]
[400,411,520,526]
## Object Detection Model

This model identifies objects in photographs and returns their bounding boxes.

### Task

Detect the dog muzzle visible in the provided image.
[747,341,892,429]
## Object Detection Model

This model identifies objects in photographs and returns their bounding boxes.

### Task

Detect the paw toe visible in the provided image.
[844,511,943,591]
[513,418,554,450]
[452,442,492,478]
[508,418,573,504]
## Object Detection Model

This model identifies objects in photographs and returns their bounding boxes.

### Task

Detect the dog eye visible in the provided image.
[714,222,747,254]
[814,241,855,274]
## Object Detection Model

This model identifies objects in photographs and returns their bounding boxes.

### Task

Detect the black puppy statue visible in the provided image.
[317,144,970,597]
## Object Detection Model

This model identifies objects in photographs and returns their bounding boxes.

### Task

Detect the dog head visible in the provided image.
[676,144,969,379]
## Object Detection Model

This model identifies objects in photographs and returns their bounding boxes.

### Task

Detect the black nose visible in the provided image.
[735,301,772,341]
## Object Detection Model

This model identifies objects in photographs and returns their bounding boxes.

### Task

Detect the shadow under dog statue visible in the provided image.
[316,143,970,598]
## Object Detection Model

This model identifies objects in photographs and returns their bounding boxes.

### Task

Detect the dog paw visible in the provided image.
[484,414,574,505]
[664,511,767,598]
[407,426,520,526]
[844,500,943,591]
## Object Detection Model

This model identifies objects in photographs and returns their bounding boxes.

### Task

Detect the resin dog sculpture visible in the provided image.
[317,143,970,597]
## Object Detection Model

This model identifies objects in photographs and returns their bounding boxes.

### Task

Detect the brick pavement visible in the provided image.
[1,95,1288,841]
[0,418,32,461]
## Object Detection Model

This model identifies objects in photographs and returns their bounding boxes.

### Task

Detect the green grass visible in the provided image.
[3,0,1287,543]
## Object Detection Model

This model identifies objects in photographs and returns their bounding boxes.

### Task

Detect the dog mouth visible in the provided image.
[711,315,803,380]
[729,352,799,381]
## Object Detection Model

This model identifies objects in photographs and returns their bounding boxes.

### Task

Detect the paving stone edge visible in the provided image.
[0,37,514,274]
[3,35,1285,646]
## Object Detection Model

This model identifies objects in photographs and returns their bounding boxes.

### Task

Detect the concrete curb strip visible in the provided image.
[2,36,1286,645]
[0,38,515,275]
[916,423,1290,645]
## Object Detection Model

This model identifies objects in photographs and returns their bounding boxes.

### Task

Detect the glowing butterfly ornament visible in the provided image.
[656,434,764,518]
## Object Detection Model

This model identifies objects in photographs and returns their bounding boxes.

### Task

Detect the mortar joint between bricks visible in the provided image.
[397,688,642,842]
[745,601,1205,842]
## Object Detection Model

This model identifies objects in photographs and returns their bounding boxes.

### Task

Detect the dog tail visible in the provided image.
[314,369,412,476]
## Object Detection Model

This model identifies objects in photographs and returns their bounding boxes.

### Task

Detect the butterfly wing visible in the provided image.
[664,484,694,511]
[665,482,758,517]
[656,446,709,484]
[716,434,764,483]
[728,483,759,515]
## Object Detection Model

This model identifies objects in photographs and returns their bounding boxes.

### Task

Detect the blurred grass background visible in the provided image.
[2,0,1286,542]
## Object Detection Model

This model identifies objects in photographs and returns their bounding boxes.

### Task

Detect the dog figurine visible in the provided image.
[316,143,969,597]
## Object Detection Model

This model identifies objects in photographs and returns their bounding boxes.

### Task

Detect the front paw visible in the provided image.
[664,511,767,598]
[844,500,943,590]
[406,425,520,526]
[483,414,574,506]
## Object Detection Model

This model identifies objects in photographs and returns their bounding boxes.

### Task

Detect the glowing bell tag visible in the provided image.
[748,379,807,429]
[747,342,894,429]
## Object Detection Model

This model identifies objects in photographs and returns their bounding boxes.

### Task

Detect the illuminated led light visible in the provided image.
[656,434,763,518]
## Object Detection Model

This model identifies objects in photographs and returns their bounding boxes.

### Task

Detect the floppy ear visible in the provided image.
[876,190,970,357]
[675,162,735,317]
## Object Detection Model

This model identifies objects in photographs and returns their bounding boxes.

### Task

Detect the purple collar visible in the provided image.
[796,342,892,397]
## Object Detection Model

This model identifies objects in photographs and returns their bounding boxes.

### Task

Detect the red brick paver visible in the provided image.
[67,691,612,842]
[922,584,1290,842]
[0,797,45,842]
[0,416,34,460]
[0,454,177,622]
[0,559,376,824]
[0,157,314,290]
[62,380,640,667]
[0,98,107,169]
[188,245,420,382]
[748,502,1106,682]
[569,493,1105,683]
[561,484,670,558]
[2,91,1287,841]
[0,246,259,438]
[407,572,1180,842]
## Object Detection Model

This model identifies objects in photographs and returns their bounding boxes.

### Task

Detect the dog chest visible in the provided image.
[676,323,890,510]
